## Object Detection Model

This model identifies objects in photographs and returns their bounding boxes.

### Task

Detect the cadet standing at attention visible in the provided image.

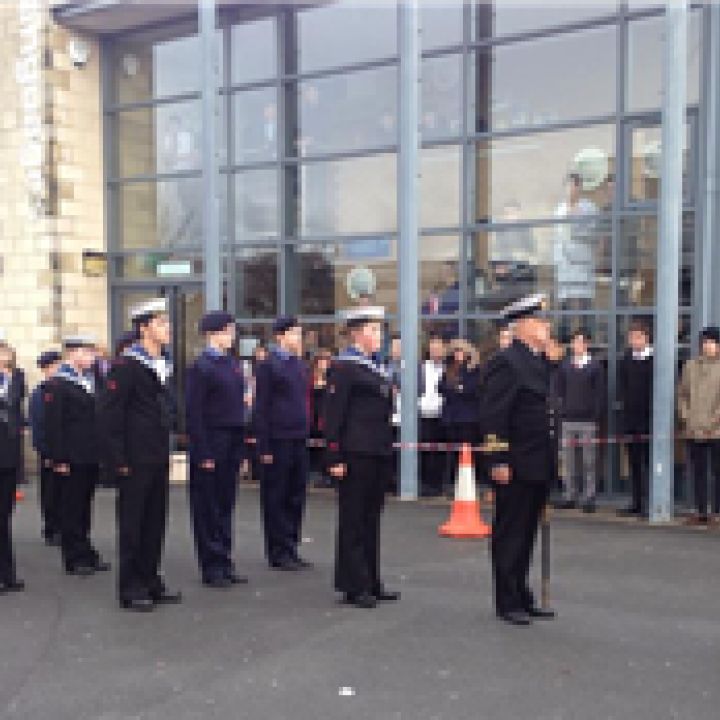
[186,310,249,589]
[324,307,400,609]
[481,294,557,627]
[45,336,110,577]
[100,298,182,612]
[254,316,312,571]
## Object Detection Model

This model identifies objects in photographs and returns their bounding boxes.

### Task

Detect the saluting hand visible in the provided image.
[491,465,511,485]
[329,464,346,479]
[55,463,70,475]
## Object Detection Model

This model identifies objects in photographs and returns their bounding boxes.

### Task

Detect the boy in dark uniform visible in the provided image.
[100,298,181,612]
[0,335,25,593]
[254,316,311,571]
[481,294,557,626]
[45,337,110,577]
[29,350,62,546]
[324,307,400,609]
[186,310,248,588]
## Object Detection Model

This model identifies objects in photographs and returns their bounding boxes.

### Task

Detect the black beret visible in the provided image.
[272,316,299,334]
[199,311,235,334]
[37,350,62,369]
[700,326,720,344]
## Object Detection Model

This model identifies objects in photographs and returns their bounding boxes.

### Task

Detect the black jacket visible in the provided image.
[556,356,606,423]
[0,371,24,470]
[44,375,99,465]
[480,340,556,487]
[618,350,654,434]
[439,365,482,426]
[324,355,394,466]
[99,355,173,468]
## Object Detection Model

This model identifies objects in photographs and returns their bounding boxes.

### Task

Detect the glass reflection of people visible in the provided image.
[554,173,597,339]
[310,350,333,489]
[499,200,535,263]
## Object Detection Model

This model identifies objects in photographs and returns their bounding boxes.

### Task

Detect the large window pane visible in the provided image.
[467,221,613,314]
[231,18,276,84]
[232,87,278,163]
[234,169,279,239]
[300,155,397,236]
[298,2,397,72]
[627,11,701,112]
[421,146,461,228]
[618,213,695,308]
[422,54,462,140]
[474,1,617,40]
[297,66,397,156]
[421,2,464,49]
[473,27,616,133]
[233,247,278,318]
[472,124,615,222]
[117,178,203,249]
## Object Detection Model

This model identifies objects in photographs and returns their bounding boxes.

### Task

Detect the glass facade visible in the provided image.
[105,1,705,497]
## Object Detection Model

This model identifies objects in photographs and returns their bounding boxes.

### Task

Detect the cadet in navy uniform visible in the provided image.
[254,316,311,571]
[0,335,25,593]
[324,307,400,609]
[186,311,249,588]
[45,337,110,577]
[100,298,181,612]
[29,350,62,545]
[481,294,557,626]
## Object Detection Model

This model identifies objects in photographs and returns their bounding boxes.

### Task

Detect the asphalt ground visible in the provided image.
[0,484,718,720]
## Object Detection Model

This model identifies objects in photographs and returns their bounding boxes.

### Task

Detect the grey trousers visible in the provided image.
[561,421,598,502]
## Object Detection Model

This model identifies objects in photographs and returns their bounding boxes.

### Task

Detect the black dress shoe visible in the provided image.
[270,559,301,571]
[93,559,112,572]
[526,606,556,620]
[581,502,596,514]
[203,576,233,589]
[120,596,154,613]
[497,610,532,626]
[67,565,95,577]
[617,506,641,517]
[346,592,377,609]
[151,588,183,605]
[374,587,401,602]
[226,572,249,585]
[292,556,314,569]
[44,533,61,547]
[555,499,577,510]
[0,579,25,593]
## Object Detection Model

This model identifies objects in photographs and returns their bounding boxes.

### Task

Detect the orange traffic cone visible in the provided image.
[438,443,491,539]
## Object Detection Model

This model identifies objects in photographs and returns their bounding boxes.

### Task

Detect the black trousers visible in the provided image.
[117,463,169,601]
[688,440,720,516]
[627,441,650,512]
[189,428,244,581]
[0,467,17,584]
[60,463,98,570]
[335,453,390,596]
[39,458,61,540]
[491,481,548,615]
[420,417,444,494]
[259,439,308,566]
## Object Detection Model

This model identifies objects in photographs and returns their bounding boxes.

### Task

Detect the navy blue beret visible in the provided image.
[199,311,235,334]
[37,350,62,369]
[272,316,299,334]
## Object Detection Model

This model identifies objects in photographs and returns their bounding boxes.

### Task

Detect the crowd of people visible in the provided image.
[0,296,719,623]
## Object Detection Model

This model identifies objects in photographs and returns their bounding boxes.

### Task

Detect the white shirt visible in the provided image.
[419,360,444,419]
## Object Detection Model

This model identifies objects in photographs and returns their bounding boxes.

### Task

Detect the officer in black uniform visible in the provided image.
[45,336,111,577]
[186,310,248,588]
[100,298,182,612]
[324,307,400,609]
[0,335,25,594]
[481,294,557,626]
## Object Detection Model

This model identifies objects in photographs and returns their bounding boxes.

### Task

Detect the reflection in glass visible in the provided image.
[118,179,203,249]
[297,66,397,156]
[422,54,462,140]
[234,169,279,238]
[421,2,464,49]
[231,18,276,84]
[300,154,397,236]
[233,247,278,318]
[473,27,616,134]
[472,125,615,222]
[420,236,461,316]
[297,2,397,72]
[233,87,278,163]
[627,11,701,112]
[421,146,461,228]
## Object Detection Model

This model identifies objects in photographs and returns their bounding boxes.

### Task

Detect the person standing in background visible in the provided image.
[419,333,446,497]
[310,350,332,489]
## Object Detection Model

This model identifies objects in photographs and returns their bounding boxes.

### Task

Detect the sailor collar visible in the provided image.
[124,344,173,384]
[336,347,391,381]
[54,364,95,394]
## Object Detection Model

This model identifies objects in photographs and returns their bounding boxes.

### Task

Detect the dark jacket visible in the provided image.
[324,354,394,467]
[254,349,309,456]
[29,382,48,457]
[185,350,246,462]
[556,355,606,423]
[439,364,482,426]
[44,372,99,466]
[618,350,654,434]
[0,371,24,470]
[99,355,173,468]
[480,340,556,487]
